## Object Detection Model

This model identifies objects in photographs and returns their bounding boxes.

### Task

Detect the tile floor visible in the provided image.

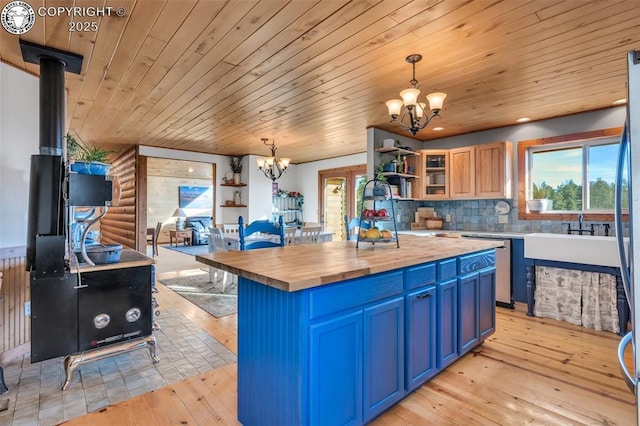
[0,308,236,425]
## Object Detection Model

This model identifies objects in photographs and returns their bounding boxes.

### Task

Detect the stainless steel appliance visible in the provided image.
[615,50,639,422]
[463,236,512,308]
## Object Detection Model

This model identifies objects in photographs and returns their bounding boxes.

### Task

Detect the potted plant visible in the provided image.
[230,156,243,184]
[527,184,552,213]
[66,133,115,175]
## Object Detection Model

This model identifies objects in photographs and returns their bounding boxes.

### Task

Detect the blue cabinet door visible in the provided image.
[406,286,437,392]
[309,311,363,426]
[479,267,496,339]
[437,278,458,369]
[363,297,405,422]
[458,272,479,355]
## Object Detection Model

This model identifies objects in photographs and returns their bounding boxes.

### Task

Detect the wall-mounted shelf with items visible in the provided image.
[420,150,449,200]
[375,146,420,199]
[357,179,399,248]
[220,174,246,210]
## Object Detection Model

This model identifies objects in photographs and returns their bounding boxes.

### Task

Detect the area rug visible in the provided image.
[160,243,209,256]
[159,272,237,317]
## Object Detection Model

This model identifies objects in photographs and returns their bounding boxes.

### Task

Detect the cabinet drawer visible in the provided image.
[458,250,495,274]
[405,263,436,290]
[438,259,457,281]
[309,271,403,320]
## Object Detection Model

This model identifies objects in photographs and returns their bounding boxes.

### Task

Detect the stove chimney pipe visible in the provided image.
[20,41,83,274]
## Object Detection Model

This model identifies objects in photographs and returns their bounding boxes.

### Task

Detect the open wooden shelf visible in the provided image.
[221,183,247,187]
[220,204,247,208]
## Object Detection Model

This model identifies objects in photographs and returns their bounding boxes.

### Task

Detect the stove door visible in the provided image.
[77,266,152,352]
[31,273,79,363]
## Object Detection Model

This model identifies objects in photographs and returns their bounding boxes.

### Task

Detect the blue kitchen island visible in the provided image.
[197,235,501,425]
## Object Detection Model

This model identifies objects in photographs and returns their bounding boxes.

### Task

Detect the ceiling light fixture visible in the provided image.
[385,54,447,136]
[256,138,290,181]
[516,117,531,123]
[612,98,627,105]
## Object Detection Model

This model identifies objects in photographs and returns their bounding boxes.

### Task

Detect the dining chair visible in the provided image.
[298,225,322,244]
[344,215,370,240]
[238,216,285,250]
[208,227,234,291]
[146,221,162,257]
[284,226,297,246]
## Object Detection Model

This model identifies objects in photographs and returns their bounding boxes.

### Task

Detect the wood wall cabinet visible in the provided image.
[420,150,449,200]
[449,141,512,200]
[449,147,476,199]
[476,142,513,198]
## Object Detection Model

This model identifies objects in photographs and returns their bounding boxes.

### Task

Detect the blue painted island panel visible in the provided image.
[237,250,496,426]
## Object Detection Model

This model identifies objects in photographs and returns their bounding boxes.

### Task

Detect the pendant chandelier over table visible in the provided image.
[385,54,447,136]
[256,138,290,181]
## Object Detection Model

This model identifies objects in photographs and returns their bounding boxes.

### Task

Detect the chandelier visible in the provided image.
[256,138,290,181]
[385,54,447,136]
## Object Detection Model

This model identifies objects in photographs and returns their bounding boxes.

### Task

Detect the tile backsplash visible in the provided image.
[393,199,624,237]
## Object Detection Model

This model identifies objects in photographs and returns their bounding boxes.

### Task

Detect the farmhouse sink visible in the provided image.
[524,233,628,267]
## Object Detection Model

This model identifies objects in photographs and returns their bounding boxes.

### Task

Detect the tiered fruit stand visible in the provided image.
[356,178,399,248]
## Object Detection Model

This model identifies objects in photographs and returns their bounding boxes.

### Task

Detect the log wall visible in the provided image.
[101,148,137,249]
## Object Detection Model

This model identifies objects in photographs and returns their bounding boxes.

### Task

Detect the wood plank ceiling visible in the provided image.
[1,0,638,164]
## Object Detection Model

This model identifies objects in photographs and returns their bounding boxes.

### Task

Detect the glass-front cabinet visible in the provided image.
[420,150,449,200]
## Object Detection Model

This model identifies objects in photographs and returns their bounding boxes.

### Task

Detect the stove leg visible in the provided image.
[62,334,160,390]
[148,335,160,363]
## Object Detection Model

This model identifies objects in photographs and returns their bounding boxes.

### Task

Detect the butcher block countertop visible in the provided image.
[196,234,502,292]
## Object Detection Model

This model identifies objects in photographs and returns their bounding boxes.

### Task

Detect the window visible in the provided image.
[529,139,624,211]
[517,127,624,220]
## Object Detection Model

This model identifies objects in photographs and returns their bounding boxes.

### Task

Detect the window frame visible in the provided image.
[517,127,624,222]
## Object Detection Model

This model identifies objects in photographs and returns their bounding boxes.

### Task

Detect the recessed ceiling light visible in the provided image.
[188,167,194,173]
[516,117,531,123]
[612,98,627,105]
[432,127,444,131]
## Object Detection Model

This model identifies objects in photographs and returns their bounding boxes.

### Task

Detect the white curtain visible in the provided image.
[534,266,619,334]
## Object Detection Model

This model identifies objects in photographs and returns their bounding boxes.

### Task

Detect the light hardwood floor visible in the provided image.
[63,248,636,425]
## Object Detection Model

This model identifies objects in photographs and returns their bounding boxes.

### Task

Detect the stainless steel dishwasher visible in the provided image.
[463,236,512,308]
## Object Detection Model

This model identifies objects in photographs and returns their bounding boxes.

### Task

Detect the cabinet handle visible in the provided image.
[417,292,432,299]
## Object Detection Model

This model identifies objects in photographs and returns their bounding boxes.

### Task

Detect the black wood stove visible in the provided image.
[22,40,158,390]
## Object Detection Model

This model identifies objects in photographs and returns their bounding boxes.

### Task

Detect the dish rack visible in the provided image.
[356,178,400,248]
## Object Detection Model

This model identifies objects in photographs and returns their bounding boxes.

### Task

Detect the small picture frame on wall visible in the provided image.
[272,182,278,197]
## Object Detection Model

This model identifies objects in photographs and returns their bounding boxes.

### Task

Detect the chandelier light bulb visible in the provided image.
[415,102,426,118]
[400,88,420,107]
[386,99,403,117]
[426,92,447,112]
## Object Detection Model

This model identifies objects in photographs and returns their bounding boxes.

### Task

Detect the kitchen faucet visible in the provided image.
[564,212,595,236]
